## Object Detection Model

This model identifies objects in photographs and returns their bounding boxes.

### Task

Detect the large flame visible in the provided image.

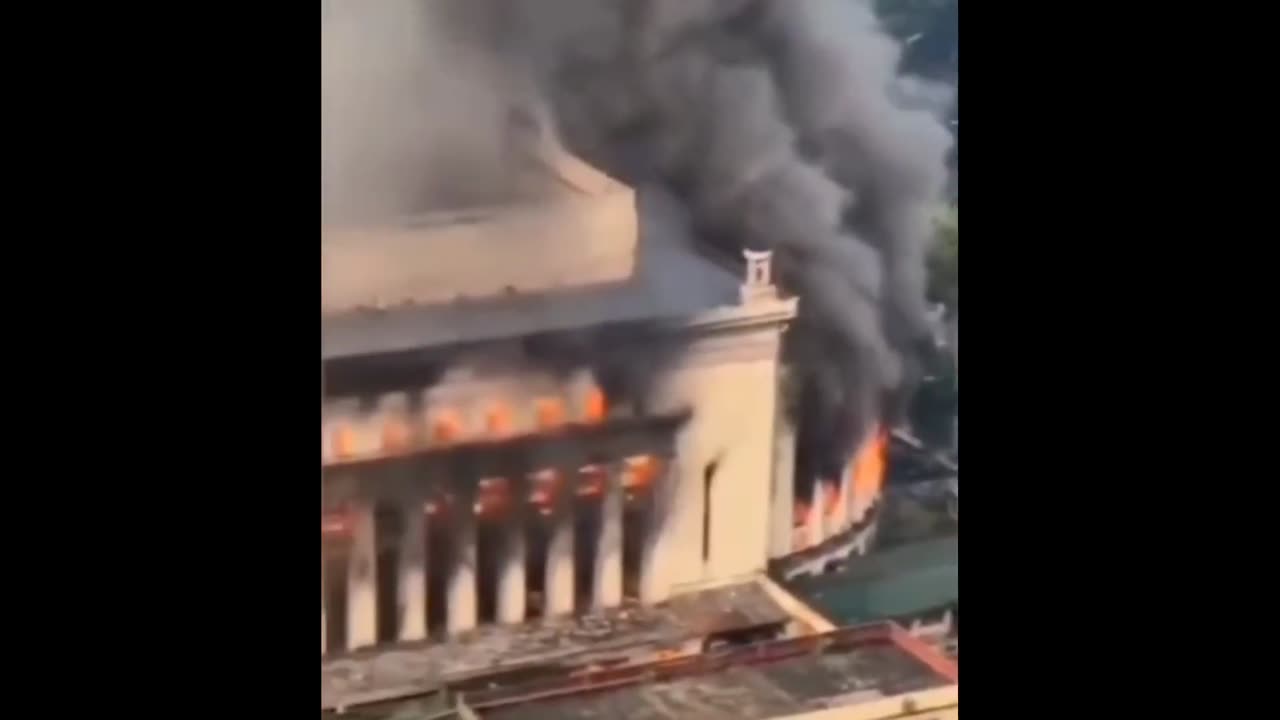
[583,386,607,424]
[326,385,617,466]
[849,426,889,512]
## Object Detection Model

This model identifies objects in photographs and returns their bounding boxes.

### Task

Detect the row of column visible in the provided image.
[326,465,629,653]
[802,467,871,550]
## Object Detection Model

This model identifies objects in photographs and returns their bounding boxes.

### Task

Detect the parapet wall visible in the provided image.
[322,147,638,314]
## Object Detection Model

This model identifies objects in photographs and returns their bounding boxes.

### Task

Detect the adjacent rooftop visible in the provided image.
[322,580,792,712]
[335,622,958,720]
[788,535,958,628]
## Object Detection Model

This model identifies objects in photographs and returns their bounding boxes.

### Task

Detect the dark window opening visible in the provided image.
[375,549,398,643]
[323,542,348,653]
[426,517,452,637]
[477,519,500,624]
[622,497,648,601]
[702,460,719,563]
[573,495,601,613]
[375,505,400,644]
[526,515,548,620]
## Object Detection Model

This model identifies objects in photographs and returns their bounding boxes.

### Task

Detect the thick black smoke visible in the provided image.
[506,0,951,479]
[322,0,952,482]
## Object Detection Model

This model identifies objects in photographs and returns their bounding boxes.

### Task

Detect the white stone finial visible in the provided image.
[740,249,777,303]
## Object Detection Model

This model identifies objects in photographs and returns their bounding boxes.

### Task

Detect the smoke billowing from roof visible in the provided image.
[321,0,549,222]
[321,0,952,479]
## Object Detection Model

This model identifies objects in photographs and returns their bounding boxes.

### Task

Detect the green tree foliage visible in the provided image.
[876,0,958,197]
[874,0,958,83]
[926,205,957,315]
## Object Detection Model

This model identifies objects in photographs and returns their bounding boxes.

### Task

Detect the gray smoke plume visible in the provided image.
[321,0,550,222]
[504,0,951,478]
[322,0,952,481]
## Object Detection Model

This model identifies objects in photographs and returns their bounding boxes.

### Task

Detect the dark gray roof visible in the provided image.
[323,188,742,360]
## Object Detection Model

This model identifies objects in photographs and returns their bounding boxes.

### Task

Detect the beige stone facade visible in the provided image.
[319,146,812,655]
[320,261,799,655]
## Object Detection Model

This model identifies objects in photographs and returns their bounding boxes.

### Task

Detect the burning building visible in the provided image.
[321,140,894,655]
[321,132,826,652]
[321,2,952,705]
[319,0,934,654]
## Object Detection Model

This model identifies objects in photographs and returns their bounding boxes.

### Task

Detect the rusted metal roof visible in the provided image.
[474,622,957,720]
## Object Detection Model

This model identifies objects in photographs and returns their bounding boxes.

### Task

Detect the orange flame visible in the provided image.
[535,397,566,430]
[331,424,356,459]
[850,427,888,508]
[484,402,513,437]
[432,409,464,443]
[583,387,607,424]
[622,455,661,490]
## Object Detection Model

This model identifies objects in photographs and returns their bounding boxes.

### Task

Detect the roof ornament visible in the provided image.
[740,249,778,304]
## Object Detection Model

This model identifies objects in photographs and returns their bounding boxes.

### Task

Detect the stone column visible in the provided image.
[769,408,796,559]
[397,503,427,642]
[638,458,672,605]
[446,495,479,636]
[832,472,850,533]
[847,461,860,525]
[496,491,527,624]
[346,503,378,650]
[544,474,575,617]
[821,482,836,538]
[593,465,624,610]
[321,549,327,655]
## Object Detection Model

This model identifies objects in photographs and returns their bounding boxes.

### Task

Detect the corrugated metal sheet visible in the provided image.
[789,536,958,626]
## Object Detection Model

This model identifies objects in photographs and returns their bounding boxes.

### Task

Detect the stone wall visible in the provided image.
[644,314,792,601]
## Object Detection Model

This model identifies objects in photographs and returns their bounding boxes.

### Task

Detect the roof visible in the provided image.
[474,623,957,720]
[322,142,641,316]
[787,535,958,626]
[322,188,744,360]
[321,581,791,711]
